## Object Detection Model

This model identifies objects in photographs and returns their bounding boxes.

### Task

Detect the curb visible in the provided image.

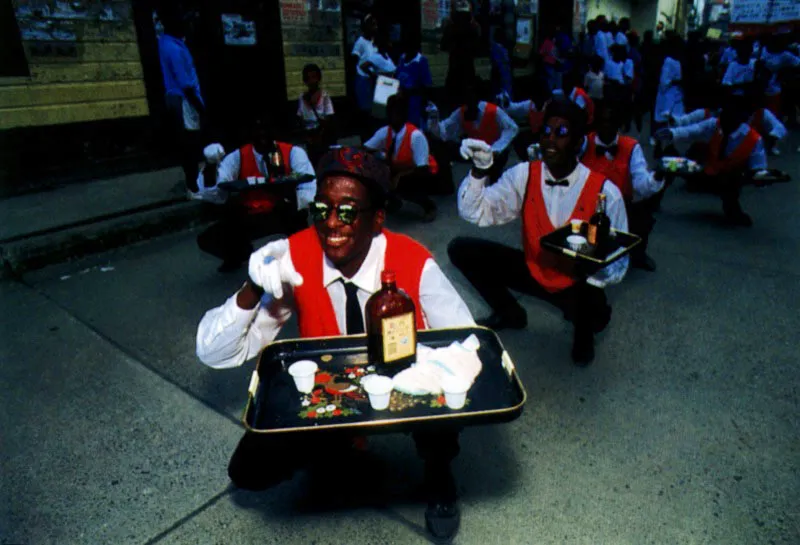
[0,200,215,278]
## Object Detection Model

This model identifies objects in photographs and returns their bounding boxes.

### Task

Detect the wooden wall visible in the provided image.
[0,1,148,131]
[280,0,347,101]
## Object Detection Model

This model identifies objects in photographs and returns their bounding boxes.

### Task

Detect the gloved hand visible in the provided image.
[203,143,225,164]
[248,239,304,300]
[460,138,494,170]
[655,127,674,144]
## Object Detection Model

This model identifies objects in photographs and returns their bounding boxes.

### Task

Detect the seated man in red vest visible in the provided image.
[581,98,665,271]
[193,117,316,271]
[505,78,552,161]
[431,78,519,181]
[364,94,439,222]
[449,98,629,365]
[656,95,768,227]
[196,147,475,540]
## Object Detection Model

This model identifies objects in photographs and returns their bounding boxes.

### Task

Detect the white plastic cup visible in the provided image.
[566,234,587,251]
[288,360,318,394]
[362,375,393,410]
[441,375,471,410]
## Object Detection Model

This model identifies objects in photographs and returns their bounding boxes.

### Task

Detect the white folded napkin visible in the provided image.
[392,334,482,396]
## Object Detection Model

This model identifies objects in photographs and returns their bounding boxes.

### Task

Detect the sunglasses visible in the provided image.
[542,124,571,137]
[309,201,370,225]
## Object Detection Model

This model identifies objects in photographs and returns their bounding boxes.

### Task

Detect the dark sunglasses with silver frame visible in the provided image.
[309,201,372,225]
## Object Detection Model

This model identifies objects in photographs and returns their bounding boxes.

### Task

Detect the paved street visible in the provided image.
[2,138,799,545]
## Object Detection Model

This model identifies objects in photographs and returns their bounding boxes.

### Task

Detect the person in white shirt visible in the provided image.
[430,79,519,181]
[450,98,629,366]
[193,117,317,271]
[721,39,756,96]
[656,96,768,227]
[297,63,336,167]
[364,95,439,221]
[351,14,379,114]
[196,147,473,541]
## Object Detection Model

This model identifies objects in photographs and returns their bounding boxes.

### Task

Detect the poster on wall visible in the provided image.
[281,0,308,25]
[514,16,533,58]
[422,0,440,30]
[222,14,257,46]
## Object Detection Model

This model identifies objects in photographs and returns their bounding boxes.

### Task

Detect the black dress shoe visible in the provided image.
[425,501,461,541]
[571,330,595,366]
[592,304,612,334]
[631,254,657,272]
[476,311,528,330]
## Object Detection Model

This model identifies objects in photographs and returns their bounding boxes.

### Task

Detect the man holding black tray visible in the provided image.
[191,117,317,272]
[580,97,665,271]
[196,147,474,540]
[449,98,629,365]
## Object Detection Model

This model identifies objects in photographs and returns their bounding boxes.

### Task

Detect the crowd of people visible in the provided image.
[152,4,799,542]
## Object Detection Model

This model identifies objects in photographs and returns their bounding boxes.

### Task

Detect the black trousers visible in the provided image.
[447,237,610,334]
[687,172,746,217]
[165,96,203,192]
[393,170,438,213]
[197,204,308,266]
[228,429,460,501]
[626,193,661,260]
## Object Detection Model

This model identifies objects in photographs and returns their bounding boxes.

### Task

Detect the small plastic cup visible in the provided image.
[441,375,471,409]
[570,219,583,234]
[362,375,393,410]
[566,235,587,251]
[288,360,318,394]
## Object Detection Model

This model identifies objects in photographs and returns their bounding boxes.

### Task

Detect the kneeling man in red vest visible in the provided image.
[193,117,317,271]
[196,147,474,540]
[449,98,629,365]
[364,94,440,222]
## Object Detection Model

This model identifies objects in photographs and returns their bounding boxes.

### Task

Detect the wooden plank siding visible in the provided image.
[0,2,148,130]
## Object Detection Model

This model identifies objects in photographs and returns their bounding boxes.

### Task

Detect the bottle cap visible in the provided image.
[381,270,396,284]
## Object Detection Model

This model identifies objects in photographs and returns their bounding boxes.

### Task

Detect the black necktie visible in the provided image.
[343,281,364,335]
[545,179,570,187]
[596,143,618,157]
[386,132,395,167]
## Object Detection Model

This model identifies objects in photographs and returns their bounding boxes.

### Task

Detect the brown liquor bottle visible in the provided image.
[586,193,611,253]
[365,270,417,370]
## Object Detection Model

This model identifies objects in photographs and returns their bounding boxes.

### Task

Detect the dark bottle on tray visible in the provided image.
[366,270,417,371]
[586,193,611,254]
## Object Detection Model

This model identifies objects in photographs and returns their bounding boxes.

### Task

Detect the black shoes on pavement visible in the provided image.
[631,254,657,272]
[425,501,461,542]
[476,311,528,330]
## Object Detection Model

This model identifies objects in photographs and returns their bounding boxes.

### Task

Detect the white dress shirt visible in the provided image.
[193,146,317,209]
[655,56,684,122]
[672,108,711,127]
[437,101,519,153]
[297,90,334,130]
[457,161,628,288]
[196,233,476,369]
[352,36,378,77]
[752,108,787,140]
[722,59,755,93]
[364,125,430,167]
[581,134,664,202]
[604,58,634,84]
[364,51,396,76]
[670,119,768,170]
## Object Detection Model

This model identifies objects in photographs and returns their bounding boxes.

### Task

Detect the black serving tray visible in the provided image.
[217,173,315,192]
[540,224,641,269]
[242,327,526,435]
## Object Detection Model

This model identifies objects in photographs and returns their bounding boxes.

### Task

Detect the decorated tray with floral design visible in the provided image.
[243,327,526,435]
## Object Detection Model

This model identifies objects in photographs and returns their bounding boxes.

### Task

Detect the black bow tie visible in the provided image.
[545,178,570,187]
[596,143,618,157]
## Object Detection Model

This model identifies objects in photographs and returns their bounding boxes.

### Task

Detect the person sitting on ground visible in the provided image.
[580,98,665,272]
[196,146,474,541]
[656,95,768,227]
[430,78,519,182]
[194,117,316,272]
[364,95,440,222]
[449,98,629,366]
[297,63,336,167]
[505,79,552,160]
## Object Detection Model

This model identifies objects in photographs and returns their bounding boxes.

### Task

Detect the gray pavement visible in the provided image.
[2,134,800,544]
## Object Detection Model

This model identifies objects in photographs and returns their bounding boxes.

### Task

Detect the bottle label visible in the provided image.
[587,224,598,245]
[381,312,416,363]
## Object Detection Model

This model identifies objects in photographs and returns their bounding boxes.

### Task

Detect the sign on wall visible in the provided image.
[731,0,800,23]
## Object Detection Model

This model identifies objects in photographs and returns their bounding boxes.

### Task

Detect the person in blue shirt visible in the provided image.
[489,28,513,101]
[758,34,800,117]
[722,38,756,96]
[396,36,433,128]
[157,7,205,193]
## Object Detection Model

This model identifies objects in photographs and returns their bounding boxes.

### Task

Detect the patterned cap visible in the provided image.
[316,146,391,197]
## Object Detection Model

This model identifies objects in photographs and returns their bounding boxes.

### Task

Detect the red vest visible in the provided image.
[460,103,501,144]
[288,227,430,338]
[528,103,544,134]
[522,162,606,293]
[704,121,761,176]
[580,133,638,201]
[238,142,293,214]
[570,87,594,124]
[386,123,439,175]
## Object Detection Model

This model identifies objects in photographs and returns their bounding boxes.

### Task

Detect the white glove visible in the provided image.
[248,239,304,300]
[460,138,494,170]
[203,143,225,164]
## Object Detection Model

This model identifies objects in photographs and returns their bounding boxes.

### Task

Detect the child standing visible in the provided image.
[297,63,335,167]
[584,54,605,101]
